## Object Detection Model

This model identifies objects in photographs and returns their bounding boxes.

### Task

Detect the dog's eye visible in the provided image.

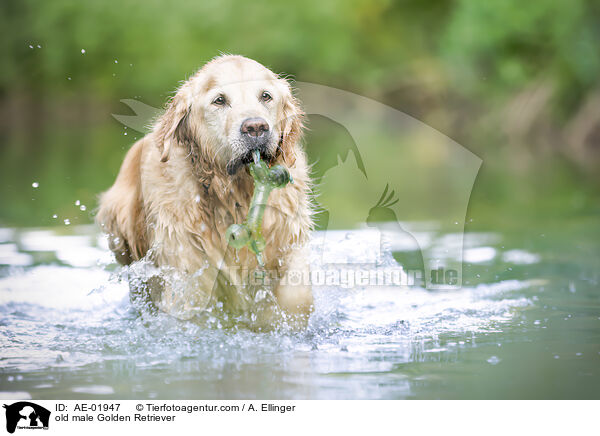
[260,91,272,102]
[212,95,226,106]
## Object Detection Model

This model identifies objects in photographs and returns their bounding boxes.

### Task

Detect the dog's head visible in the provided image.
[155,55,304,175]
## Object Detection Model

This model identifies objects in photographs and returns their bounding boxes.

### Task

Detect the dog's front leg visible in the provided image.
[274,247,313,327]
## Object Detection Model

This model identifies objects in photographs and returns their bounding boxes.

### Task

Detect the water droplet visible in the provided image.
[52,214,57,219]
[553,355,560,359]
[64,219,71,225]
[487,356,500,365]
[29,45,34,49]
[75,200,80,206]
[67,77,72,80]
[124,132,127,135]
[80,205,86,211]
[114,59,118,63]
[81,49,86,54]
[37,45,41,48]
[32,182,39,188]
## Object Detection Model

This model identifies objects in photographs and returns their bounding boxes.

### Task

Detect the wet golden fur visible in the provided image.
[97,55,313,324]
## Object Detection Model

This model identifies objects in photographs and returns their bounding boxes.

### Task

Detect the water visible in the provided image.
[0,222,599,400]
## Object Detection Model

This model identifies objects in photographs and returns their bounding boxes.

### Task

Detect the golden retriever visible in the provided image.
[97,55,313,327]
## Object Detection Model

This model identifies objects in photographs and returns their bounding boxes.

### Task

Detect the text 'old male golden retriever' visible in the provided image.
[97,55,313,327]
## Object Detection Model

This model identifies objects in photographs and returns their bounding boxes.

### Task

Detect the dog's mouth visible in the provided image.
[226,147,275,175]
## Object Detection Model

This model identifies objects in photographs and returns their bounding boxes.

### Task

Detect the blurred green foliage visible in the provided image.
[3,0,599,107]
[1,0,599,227]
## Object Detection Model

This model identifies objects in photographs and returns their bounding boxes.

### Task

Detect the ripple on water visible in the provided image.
[71,385,115,395]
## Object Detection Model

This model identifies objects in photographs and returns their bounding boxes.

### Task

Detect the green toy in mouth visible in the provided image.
[226,150,293,266]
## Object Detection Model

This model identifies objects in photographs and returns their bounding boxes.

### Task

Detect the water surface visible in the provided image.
[0,222,599,399]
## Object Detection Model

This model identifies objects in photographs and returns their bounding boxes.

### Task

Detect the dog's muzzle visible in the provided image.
[226,117,274,175]
[240,117,271,150]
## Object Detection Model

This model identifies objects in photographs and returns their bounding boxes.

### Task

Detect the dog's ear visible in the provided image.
[155,87,192,162]
[279,86,305,167]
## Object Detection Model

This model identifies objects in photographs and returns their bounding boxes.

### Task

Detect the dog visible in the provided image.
[97,55,313,327]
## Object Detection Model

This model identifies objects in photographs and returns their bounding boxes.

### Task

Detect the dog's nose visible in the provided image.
[240,117,269,137]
